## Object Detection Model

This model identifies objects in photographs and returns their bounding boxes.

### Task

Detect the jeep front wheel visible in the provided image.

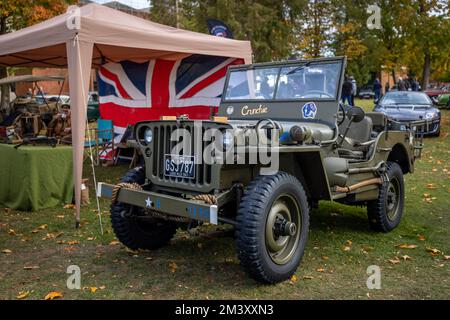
[110,167,177,250]
[235,172,309,284]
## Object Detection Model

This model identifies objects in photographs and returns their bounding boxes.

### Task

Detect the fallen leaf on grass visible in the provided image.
[290,275,298,283]
[99,285,106,290]
[2,249,12,254]
[417,234,426,241]
[425,183,437,190]
[444,256,449,260]
[388,257,401,264]
[90,287,98,293]
[395,244,417,249]
[8,229,16,236]
[23,266,40,270]
[426,247,441,256]
[109,240,120,246]
[87,237,95,241]
[63,204,76,209]
[401,255,411,261]
[31,224,48,233]
[66,241,79,245]
[56,215,65,219]
[169,261,177,273]
[44,291,63,300]
[16,291,29,299]
[342,240,352,251]
[316,268,325,273]
[42,232,63,241]
[303,275,314,280]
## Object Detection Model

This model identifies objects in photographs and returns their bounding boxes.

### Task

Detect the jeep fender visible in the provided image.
[278,151,331,200]
[387,143,413,174]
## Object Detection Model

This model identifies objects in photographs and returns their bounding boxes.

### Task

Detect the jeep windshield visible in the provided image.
[223,60,342,102]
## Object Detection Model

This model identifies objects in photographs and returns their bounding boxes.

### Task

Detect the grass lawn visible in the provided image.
[1,99,449,300]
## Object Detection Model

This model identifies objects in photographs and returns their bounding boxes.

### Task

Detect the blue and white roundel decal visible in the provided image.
[302,102,317,119]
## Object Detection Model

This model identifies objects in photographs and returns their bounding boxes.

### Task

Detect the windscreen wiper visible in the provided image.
[286,61,311,75]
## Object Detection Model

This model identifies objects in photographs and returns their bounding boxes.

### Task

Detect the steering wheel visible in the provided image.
[300,90,334,99]
[337,103,346,126]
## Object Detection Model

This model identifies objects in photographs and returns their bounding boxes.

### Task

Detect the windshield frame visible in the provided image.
[221,57,345,104]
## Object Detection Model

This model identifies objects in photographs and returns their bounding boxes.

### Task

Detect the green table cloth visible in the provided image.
[0,143,73,211]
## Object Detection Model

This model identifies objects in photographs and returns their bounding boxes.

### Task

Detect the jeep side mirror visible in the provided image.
[347,106,365,123]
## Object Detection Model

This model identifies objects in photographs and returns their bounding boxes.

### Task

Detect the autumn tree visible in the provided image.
[150,0,179,27]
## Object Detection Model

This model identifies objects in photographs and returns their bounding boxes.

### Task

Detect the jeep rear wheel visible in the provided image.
[367,162,405,232]
[110,167,177,250]
[235,172,309,284]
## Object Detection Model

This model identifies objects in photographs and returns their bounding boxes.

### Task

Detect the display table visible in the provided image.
[0,143,73,211]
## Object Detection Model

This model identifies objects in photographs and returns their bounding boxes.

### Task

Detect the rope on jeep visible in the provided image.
[192,194,217,205]
[111,182,142,203]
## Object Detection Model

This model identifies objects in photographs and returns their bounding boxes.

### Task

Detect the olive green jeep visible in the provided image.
[98,57,422,284]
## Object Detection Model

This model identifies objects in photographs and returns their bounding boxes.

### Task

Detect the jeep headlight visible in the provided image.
[425,112,436,119]
[144,128,153,144]
[223,131,234,149]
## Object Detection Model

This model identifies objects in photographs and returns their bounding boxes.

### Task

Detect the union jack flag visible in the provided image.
[98,54,244,160]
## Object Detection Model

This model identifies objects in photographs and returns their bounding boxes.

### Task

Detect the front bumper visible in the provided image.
[395,119,440,135]
[414,119,440,135]
[97,182,218,224]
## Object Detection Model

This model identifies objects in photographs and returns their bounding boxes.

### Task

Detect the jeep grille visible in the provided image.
[140,121,228,193]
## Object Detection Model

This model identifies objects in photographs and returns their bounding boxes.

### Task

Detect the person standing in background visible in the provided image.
[385,82,390,94]
[341,76,353,106]
[398,77,407,91]
[350,76,357,105]
[373,78,382,101]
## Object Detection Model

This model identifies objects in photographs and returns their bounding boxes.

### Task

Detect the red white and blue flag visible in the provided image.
[98,54,244,159]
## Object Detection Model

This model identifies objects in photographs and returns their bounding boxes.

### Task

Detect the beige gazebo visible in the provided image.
[0,3,252,224]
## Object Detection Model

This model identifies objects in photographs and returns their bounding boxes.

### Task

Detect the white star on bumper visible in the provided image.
[145,197,152,208]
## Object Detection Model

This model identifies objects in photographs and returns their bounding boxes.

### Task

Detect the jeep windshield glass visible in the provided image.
[224,61,341,101]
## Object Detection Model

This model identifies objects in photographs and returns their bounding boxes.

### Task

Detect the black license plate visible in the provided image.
[164,154,196,179]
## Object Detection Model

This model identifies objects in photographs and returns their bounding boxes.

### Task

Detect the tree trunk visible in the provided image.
[391,69,396,85]
[0,17,9,115]
[421,49,431,91]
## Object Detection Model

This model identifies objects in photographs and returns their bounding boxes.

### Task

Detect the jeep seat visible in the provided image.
[338,115,375,160]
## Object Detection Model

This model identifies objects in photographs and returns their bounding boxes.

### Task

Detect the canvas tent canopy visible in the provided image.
[0,75,66,85]
[0,3,252,224]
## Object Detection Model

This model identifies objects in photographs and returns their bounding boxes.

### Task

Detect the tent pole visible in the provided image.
[66,36,94,228]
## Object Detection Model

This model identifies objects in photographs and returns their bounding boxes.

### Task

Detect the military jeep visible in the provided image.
[98,57,420,284]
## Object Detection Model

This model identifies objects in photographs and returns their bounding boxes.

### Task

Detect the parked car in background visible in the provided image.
[358,86,375,99]
[425,84,450,104]
[36,95,70,106]
[61,91,100,121]
[436,93,450,109]
[87,91,100,121]
[374,91,441,136]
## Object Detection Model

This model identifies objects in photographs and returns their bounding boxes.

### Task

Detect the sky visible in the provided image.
[91,0,150,10]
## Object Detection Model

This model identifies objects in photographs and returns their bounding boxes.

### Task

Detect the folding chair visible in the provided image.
[84,119,114,165]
